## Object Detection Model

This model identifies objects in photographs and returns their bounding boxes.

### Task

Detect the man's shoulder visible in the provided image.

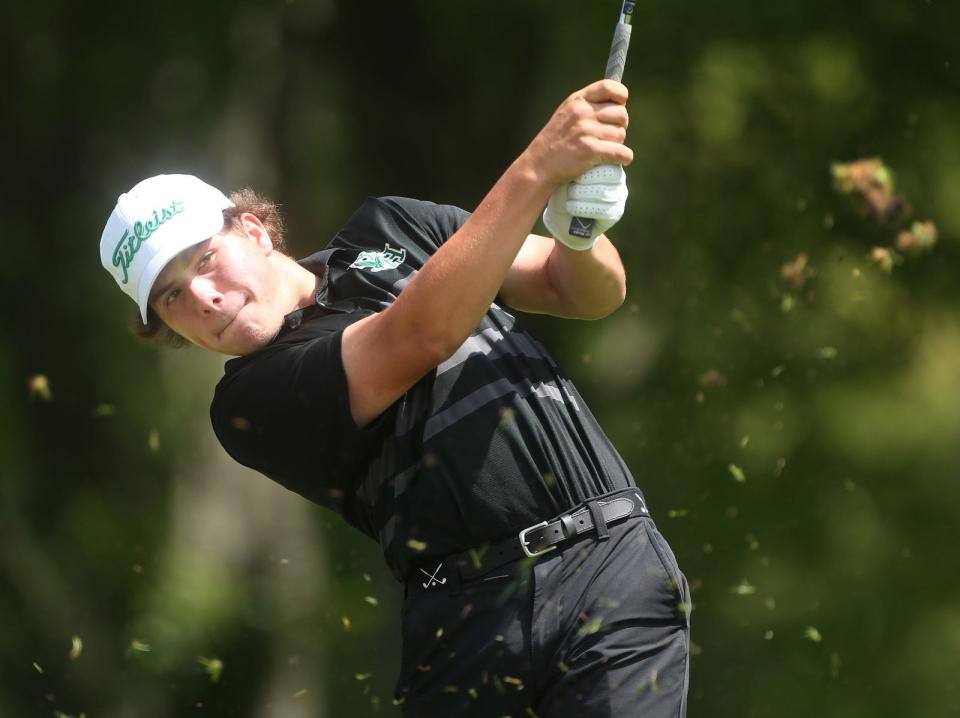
[337,196,438,229]
[216,311,353,388]
[331,196,471,251]
[342,195,464,227]
[214,342,290,402]
[355,195,456,218]
[209,318,353,449]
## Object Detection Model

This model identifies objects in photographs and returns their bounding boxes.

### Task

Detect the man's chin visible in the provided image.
[218,321,280,356]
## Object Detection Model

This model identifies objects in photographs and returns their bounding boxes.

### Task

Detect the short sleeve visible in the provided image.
[210,327,393,507]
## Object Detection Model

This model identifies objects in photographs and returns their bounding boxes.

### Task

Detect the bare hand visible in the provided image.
[523,80,633,188]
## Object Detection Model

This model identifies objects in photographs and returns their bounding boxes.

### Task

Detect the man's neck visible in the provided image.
[277,253,324,312]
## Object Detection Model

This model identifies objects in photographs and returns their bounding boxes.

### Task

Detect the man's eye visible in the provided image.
[165,289,180,306]
[198,251,214,268]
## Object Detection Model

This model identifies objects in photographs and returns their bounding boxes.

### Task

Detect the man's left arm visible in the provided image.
[497,233,627,320]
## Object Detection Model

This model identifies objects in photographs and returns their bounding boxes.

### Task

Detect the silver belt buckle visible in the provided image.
[518,521,557,558]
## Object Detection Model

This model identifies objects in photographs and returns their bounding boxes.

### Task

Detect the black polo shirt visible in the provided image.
[210,197,639,580]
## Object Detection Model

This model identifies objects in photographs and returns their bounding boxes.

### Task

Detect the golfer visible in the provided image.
[100,80,690,717]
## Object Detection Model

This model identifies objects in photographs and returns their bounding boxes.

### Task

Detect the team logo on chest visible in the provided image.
[349,243,406,272]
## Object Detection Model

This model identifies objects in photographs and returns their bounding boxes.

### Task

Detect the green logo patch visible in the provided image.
[112,200,185,284]
[349,243,406,273]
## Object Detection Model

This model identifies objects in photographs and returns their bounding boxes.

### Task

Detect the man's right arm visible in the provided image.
[341,80,633,427]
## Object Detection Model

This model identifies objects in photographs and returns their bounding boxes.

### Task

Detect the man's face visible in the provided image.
[150,215,290,356]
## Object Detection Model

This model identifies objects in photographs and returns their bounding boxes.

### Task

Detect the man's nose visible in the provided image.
[187,276,223,312]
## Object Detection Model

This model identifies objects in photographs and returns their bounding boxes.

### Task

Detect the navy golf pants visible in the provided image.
[394,512,691,717]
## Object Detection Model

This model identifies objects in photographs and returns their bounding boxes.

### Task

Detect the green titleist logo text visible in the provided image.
[112,200,185,284]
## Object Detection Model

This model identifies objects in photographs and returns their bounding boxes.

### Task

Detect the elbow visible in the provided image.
[606,294,627,319]
[614,275,628,310]
[582,276,627,320]
[584,299,624,320]
[416,327,463,365]
[387,294,468,366]
[609,271,628,315]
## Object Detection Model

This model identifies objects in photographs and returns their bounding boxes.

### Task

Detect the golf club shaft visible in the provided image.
[568,0,635,239]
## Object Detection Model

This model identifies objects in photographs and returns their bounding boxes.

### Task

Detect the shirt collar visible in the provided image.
[276,247,346,336]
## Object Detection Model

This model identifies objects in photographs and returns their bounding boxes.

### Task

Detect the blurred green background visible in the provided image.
[3,0,959,715]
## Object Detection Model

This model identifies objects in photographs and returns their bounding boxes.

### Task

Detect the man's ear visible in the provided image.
[239,212,273,254]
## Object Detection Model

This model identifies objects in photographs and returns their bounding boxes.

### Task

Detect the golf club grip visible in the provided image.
[567,22,633,239]
[604,22,632,82]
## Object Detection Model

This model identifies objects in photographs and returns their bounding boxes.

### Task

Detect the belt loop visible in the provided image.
[587,500,610,542]
[634,490,649,515]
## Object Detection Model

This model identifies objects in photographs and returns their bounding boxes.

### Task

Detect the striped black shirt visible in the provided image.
[211,197,639,580]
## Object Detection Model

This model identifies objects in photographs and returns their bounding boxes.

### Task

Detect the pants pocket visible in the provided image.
[643,521,690,622]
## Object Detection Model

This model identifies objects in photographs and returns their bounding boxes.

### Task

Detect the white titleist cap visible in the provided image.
[100,174,234,322]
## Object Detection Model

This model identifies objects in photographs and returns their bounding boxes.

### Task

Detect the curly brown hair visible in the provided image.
[130,188,287,349]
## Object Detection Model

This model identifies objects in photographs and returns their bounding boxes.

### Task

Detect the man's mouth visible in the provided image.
[217,311,237,340]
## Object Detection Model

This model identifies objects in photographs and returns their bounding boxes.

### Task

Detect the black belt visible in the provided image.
[408,488,649,591]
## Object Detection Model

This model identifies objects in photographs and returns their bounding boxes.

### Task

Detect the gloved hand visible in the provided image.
[543,164,628,251]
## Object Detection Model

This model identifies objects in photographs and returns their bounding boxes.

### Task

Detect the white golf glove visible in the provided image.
[543,164,628,251]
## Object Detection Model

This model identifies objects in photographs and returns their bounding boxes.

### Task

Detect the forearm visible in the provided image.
[546,236,627,319]
[393,155,554,354]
